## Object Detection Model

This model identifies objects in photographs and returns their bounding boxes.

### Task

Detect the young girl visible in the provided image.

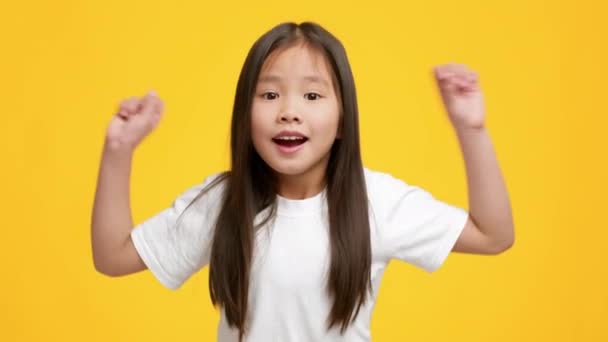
[92,21,514,342]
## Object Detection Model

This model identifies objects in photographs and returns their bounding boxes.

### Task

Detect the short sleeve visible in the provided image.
[130,172,226,290]
[366,168,469,273]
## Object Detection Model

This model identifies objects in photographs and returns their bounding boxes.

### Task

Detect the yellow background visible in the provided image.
[2,0,606,340]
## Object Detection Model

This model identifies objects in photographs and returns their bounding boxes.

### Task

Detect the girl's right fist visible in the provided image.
[106,90,164,150]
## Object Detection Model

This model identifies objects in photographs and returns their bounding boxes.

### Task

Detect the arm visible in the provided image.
[91,91,163,276]
[452,126,514,254]
[433,63,515,255]
[91,139,147,276]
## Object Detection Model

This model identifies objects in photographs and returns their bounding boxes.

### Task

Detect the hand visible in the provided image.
[433,63,485,131]
[106,90,165,150]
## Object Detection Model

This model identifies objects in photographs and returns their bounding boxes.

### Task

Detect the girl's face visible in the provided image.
[251,43,341,185]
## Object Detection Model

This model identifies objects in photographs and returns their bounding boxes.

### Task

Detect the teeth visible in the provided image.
[275,136,305,140]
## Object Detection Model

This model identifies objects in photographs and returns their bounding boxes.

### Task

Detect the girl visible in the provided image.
[92,21,514,342]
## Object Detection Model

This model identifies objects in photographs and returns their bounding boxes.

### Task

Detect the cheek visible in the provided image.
[250,110,273,152]
[321,107,341,136]
[250,102,272,130]
[250,107,264,132]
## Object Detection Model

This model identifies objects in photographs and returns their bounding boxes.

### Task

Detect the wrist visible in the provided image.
[453,122,487,136]
[104,137,136,156]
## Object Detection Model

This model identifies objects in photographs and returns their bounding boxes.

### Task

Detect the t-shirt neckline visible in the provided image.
[276,186,327,217]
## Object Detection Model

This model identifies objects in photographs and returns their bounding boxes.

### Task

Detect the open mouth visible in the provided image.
[272,137,308,148]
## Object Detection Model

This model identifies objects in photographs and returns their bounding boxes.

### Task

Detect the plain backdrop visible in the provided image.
[1,0,606,341]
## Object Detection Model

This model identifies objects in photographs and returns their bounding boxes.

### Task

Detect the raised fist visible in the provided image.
[106,90,165,150]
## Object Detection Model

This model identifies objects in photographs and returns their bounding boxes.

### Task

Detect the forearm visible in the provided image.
[455,126,514,248]
[91,138,135,273]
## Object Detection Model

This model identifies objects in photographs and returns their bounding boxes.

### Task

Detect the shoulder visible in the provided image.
[200,171,230,196]
[362,166,437,222]
[362,166,411,219]
[173,171,230,216]
[363,166,412,197]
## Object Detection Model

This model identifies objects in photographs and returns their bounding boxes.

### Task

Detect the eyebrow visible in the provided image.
[257,74,330,87]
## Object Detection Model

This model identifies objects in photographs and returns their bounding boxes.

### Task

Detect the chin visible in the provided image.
[265,160,310,176]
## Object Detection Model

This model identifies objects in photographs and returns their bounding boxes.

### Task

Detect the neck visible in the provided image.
[276,167,327,200]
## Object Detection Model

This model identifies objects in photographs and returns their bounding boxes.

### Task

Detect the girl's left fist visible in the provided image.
[433,63,486,130]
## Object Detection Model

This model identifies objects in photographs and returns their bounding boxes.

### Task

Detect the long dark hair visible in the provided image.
[180,21,371,341]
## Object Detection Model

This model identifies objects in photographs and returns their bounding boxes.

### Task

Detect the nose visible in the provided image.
[277,97,301,123]
[279,112,300,123]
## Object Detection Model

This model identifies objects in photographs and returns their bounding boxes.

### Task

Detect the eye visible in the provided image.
[305,92,322,101]
[261,92,278,100]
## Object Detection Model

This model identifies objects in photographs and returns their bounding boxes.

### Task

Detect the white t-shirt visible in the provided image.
[130,166,469,341]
